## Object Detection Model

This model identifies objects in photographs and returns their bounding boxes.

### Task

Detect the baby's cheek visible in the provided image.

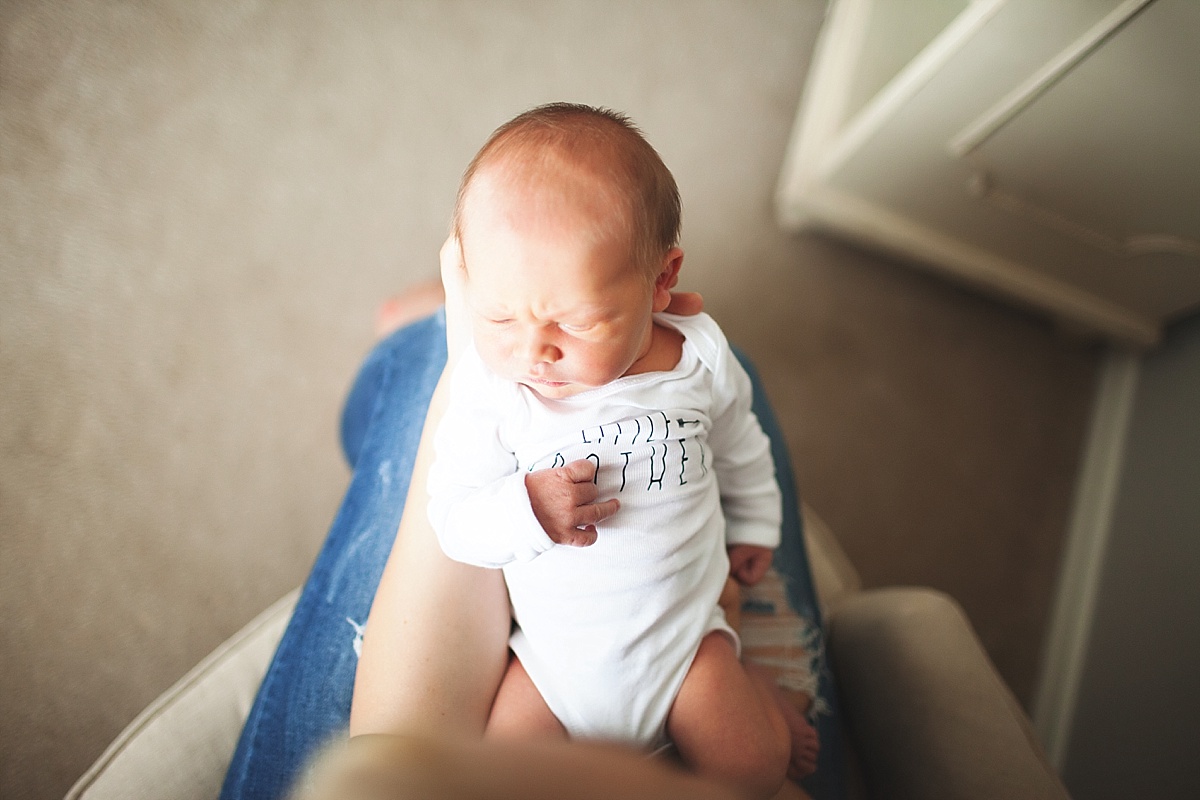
[586,345,633,382]
[583,359,626,387]
[473,336,508,371]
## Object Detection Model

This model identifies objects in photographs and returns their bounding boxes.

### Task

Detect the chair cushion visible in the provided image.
[830,588,1068,800]
[65,590,299,800]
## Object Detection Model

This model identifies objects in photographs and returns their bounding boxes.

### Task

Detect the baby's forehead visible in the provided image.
[483,145,622,197]
[467,154,631,231]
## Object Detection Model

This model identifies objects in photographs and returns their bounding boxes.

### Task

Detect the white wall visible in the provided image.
[843,0,969,121]
[1060,312,1200,799]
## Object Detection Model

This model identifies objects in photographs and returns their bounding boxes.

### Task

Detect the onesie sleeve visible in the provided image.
[427,349,555,568]
[705,328,783,550]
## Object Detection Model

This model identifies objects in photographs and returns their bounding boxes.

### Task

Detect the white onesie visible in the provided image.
[428,312,781,746]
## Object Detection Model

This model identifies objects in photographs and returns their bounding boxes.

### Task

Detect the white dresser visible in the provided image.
[777,0,1200,347]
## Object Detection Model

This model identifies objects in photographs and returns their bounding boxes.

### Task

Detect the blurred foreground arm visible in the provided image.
[295,735,744,800]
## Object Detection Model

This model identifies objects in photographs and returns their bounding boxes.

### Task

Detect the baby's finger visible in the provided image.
[560,458,600,485]
[576,498,620,528]
[572,480,599,507]
[561,525,599,548]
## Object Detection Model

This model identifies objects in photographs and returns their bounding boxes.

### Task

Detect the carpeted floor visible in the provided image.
[2,2,1098,797]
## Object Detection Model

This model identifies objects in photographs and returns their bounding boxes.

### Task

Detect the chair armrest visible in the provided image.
[828,588,1069,800]
[801,503,861,614]
[66,589,299,800]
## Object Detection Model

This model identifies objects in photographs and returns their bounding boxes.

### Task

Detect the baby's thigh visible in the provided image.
[486,653,568,741]
[667,633,790,796]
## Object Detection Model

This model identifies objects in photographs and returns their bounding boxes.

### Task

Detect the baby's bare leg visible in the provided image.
[746,662,820,783]
[486,653,568,740]
[722,575,821,782]
[667,632,790,799]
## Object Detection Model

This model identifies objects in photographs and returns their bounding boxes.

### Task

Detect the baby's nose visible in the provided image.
[524,331,561,364]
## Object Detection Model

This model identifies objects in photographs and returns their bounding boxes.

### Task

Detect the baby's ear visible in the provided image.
[651,248,685,312]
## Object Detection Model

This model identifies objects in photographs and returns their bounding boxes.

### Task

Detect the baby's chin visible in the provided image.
[520,377,584,399]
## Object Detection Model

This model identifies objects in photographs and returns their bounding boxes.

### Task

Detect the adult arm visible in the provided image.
[300,734,749,800]
[349,239,512,738]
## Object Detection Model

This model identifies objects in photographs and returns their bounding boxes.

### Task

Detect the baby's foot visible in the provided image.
[780,698,819,782]
[374,279,446,339]
[736,568,824,783]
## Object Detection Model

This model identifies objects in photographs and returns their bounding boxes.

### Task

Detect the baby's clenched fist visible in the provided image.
[525,459,620,547]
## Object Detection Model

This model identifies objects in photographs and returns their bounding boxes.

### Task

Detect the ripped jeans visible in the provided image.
[219,309,842,800]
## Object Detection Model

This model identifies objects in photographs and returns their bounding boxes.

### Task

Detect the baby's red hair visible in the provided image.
[453,103,681,280]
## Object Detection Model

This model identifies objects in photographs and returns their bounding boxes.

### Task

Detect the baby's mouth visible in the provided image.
[526,376,568,388]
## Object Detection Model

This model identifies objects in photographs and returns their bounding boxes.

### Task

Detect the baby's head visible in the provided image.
[453,103,684,399]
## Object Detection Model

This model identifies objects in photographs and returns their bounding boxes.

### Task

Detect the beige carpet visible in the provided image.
[1,2,1096,797]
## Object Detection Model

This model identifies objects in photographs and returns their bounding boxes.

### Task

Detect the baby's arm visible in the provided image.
[427,440,542,568]
[702,326,781,588]
[426,354,548,567]
[525,459,619,548]
[708,350,783,558]
[428,372,620,565]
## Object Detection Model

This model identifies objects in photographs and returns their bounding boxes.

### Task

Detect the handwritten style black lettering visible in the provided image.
[648,443,667,490]
[527,411,708,492]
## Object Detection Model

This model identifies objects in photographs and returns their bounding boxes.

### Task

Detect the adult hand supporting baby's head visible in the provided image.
[659,255,703,317]
[662,290,703,316]
[439,235,471,360]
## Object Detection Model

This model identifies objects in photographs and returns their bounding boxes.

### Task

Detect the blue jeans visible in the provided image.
[220,310,843,800]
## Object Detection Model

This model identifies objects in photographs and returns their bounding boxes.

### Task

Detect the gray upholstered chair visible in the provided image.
[66,506,1069,800]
